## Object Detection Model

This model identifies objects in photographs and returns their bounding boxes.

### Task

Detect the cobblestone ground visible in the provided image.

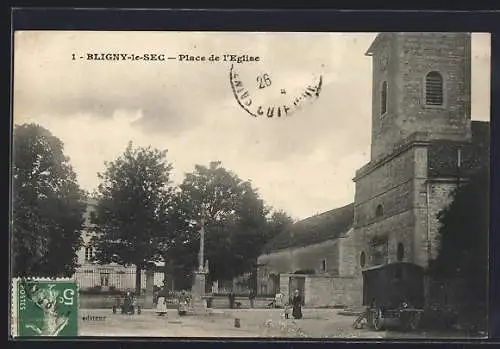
[78,308,480,339]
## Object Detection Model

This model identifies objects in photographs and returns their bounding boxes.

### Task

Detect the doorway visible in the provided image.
[289,275,305,305]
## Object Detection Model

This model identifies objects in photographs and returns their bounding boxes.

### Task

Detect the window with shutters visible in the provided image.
[425,71,444,106]
[380,81,388,115]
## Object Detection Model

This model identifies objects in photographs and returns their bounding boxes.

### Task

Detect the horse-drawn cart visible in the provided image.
[353,262,425,331]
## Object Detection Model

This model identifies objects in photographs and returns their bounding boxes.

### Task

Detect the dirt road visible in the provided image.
[78,308,480,339]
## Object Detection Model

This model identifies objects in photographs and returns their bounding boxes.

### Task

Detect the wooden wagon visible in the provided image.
[353,262,424,331]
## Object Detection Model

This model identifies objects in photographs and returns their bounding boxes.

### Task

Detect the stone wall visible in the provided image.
[280,274,290,302]
[305,275,362,307]
[354,146,422,267]
[256,234,362,297]
[338,229,358,277]
[354,147,416,208]
[257,239,340,277]
[428,181,457,261]
[370,33,471,159]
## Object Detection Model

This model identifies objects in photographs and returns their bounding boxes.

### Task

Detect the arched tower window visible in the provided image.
[375,204,384,218]
[380,81,388,115]
[397,243,405,261]
[425,71,444,106]
[360,251,366,268]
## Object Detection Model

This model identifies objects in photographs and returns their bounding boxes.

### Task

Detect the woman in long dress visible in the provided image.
[155,296,168,316]
[291,289,303,319]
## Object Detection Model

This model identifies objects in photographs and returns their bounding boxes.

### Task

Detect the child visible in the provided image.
[282,304,290,319]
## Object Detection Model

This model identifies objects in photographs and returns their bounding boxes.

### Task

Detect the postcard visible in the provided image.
[10,30,491,339]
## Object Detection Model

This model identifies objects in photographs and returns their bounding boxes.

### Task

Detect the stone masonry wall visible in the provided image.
[358,210,415,267]
[370,33,398,160]
[413,179,457,267]
[394,33,471,144]
[355,144,416,207]
[257,239,340,277]
[305,276,362,307]
[338,229,359,277]
[354,147,419,267]
[371,33,471,159]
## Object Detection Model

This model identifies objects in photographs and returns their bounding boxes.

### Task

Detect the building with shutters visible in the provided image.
[73,199,165,292]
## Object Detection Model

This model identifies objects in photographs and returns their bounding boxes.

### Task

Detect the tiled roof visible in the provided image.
[262,203,354,254]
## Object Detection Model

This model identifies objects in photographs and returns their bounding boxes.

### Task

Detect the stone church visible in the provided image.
[257,32,489,307]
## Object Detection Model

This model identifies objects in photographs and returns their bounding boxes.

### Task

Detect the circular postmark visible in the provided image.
[229,64,323,118]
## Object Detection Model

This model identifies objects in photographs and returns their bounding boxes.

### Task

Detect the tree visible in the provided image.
[159,191,199,291]
[428,165,489,325]
[12,123,86,277]
[91,142,174,294]
[179,161,245,282]
[178,161,287,283]
[266,209,295,240]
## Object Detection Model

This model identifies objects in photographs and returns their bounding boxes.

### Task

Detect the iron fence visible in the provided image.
[73,266,164,293]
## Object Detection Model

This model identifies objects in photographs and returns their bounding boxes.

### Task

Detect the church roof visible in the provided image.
[262,203,354,254]
[365,33,393,56]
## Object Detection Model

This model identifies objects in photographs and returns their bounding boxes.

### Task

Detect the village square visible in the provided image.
[11,32,490,338]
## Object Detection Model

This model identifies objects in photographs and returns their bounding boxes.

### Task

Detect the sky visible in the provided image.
[13,32,491,220]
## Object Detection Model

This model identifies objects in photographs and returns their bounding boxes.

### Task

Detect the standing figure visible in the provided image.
[274,291,283,308]
[248,290,256,309]
[291,289,303,319]
[179,290,191,305]
[123,292,132,314]
[228,291,236,309]
[155,295,168,316]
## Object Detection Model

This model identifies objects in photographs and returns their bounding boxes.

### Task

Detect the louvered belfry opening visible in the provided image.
[425,71,444,106]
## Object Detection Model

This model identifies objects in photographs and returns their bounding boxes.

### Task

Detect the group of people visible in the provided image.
[154,288,304,319]
[269,289,303,320]
[155,290,190,316]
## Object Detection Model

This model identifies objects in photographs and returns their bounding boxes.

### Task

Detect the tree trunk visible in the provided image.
[135,264,142,295]
[163,255,174,292]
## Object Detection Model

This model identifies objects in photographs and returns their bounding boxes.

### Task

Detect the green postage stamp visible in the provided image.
[11,278,79,337]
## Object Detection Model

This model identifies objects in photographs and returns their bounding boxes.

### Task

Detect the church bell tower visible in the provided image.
[366,32,472,160]
[352,32,473,274]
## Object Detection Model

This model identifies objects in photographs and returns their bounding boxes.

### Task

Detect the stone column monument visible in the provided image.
[191,208,208,312]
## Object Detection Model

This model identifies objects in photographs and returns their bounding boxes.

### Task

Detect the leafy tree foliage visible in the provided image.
[159,191,199,291]
[91,142,174,293]
[266,209,295,239]
[429,165,489,317]
[12,123,86,277]
[179,161,285,283]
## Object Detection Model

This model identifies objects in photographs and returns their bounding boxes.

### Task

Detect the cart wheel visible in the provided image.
[353,313,366,329]
[372,307,384,331]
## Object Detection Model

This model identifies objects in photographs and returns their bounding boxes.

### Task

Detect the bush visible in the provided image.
[420,305,458,330]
